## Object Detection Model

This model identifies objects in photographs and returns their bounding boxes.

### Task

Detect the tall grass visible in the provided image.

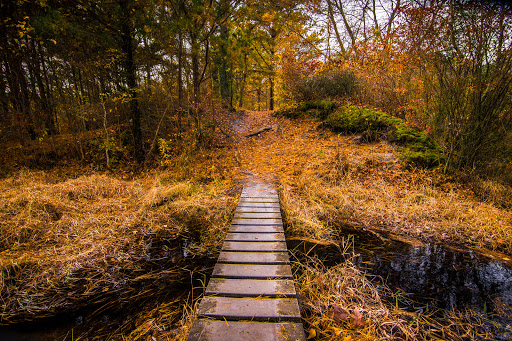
[280,151,512,258]
[0,169,237,338]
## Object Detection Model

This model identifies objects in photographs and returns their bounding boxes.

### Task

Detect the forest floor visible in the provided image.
[223,109,512,261]
[0,108,511,340]
[218,109,512,340]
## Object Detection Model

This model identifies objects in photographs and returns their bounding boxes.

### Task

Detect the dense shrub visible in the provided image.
[295,70,358,101]
[277,100,337,120]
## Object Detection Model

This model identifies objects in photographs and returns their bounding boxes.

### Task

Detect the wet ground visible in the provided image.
[0,234,216,340]
[288,226,512,317]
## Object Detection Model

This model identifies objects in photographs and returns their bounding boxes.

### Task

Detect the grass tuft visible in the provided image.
[0,169,237,338]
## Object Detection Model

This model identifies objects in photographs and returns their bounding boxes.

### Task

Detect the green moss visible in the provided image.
[399,149,445,168]
[325,105,400,133]
[276,100,336,120]
[285,103,445,168]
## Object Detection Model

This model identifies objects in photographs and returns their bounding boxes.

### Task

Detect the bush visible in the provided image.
[277,100,337,120]
[295,70,358,101]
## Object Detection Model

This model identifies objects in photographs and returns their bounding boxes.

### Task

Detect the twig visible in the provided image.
[246,127,272,138]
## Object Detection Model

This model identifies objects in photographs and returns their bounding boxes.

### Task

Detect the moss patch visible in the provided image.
[278,103,445,168]
[277,100,337,120]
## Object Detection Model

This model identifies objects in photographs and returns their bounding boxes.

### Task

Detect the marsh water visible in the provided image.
[288,227,512,317]
[2,226,512,340]
[0,234,214,340]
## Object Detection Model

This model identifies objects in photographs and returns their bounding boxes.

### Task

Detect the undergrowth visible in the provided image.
[277,101,445,168]
[0,169,238,338]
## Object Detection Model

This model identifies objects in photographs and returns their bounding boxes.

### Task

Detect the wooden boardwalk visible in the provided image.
[187,183,306,341]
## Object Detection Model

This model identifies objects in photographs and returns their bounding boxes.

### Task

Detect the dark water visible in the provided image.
[288,228,512,315]
[0,234,214,340]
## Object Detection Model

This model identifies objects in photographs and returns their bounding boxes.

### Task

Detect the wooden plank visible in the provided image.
[205,278,296,297]
[233,212,282,219]
[188,320,306,341]
[196,297,302,322]
[222,241,287,252]
[239,197,280,203]
[241,186,278,197]
[241,187,278,194]
[235,206,281,213]
[241,190,278,196]
[225,233,285,242]
[212,263,292,279]
[232,218,283,225]
[237,202,280,208]
[217,251,289,264]
[241,194,279,199]
[229,225,284,233]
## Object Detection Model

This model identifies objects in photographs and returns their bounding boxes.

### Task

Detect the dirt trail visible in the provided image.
[225,109,399,184]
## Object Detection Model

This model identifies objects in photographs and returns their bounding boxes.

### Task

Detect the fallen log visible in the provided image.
[246,127,272,137]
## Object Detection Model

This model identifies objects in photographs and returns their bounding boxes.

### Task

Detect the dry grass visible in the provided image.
[0,168,238,338]
[293,253,504,341]
[279,149,512,259]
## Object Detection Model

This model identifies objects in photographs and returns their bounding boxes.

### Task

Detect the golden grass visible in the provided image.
[293,253,502,341]
[279,150,512,259]
[0,167,237,338]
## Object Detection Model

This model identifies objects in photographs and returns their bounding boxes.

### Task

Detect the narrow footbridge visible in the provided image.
[187,183,306,341]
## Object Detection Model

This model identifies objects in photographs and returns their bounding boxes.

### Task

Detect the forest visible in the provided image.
[0,0,512,340]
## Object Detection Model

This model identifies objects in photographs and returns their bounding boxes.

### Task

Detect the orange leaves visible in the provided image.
[352,307,366,329]
[331,304,350,322]
[330,304,367,329]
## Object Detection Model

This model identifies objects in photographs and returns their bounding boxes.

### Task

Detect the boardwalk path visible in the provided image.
[187,182,306,341]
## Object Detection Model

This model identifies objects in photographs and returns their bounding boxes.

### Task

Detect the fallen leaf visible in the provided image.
[352,307,366,328]
[332,327,343,336]
[307,328,317,339]
[331,304,350,322]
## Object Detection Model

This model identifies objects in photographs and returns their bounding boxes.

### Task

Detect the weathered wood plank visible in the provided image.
[229,225,284,233]
[232,218,283,225]
[233,212,282,219]
[188,321,305,341]
[241,187,278,195]
[239,197,280,203]
[217,251,289,264]
[225,233,285,242]
[241,195,279,200]
[212,263,292,279]
[197,297,302,322]
[237,202,281,208]
[222,241,287,252]
[205,278,296,297]
[235,206,281,213]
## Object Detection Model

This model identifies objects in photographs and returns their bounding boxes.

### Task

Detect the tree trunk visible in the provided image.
[218,24,230,102]
[120,0,144,164]
[269,27,277,111]
[326,0,346,55]
[238,53,247,108]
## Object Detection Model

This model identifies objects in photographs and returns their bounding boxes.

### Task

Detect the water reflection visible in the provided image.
[288,230,512,314]
[353,242,512,312]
